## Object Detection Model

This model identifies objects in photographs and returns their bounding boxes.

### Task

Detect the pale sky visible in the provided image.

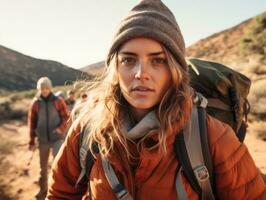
[0,0,265,69]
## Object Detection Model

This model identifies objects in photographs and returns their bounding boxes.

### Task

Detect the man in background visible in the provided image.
[28,77,69,199]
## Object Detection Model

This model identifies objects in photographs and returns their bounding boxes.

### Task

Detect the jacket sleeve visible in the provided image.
[46,125,88,199]
[55,97,70,133]
[28,100,38,145]
[207,116,266,199]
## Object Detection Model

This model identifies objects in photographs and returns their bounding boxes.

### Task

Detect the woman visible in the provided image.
[47,0,266,199]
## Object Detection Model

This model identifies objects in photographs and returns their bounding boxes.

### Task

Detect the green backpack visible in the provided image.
[188,57,251,141]
[76,58,251,200]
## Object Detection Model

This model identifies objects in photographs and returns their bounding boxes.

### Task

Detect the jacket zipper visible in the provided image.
[45,101,50,141]
[131,158,142,199]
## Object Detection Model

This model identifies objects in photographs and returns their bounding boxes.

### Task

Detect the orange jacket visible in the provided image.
[47,115,266,200]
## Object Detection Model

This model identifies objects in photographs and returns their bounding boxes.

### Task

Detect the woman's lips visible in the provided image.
[131,86,154,94]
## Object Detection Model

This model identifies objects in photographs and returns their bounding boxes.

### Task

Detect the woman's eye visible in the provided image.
[152,57,167,65]
[120,57,136,66]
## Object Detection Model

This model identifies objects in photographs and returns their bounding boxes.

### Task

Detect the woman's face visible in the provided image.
[117,37,171,111]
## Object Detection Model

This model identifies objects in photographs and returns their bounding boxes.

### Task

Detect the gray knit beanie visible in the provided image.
[106,0,187,70]
[37,77,52,90]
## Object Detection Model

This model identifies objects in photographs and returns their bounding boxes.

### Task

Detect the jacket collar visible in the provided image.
[121,110,160,140]
[37,92,56,102]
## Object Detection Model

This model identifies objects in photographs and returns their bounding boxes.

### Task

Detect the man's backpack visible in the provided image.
[76,58,251,200]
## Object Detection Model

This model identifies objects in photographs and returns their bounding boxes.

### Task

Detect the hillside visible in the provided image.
[186,12,266,75]
[0,45,89,92]
[80,61,105,76]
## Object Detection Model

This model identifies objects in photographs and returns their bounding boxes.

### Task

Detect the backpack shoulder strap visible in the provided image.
[52,95,63,111]
[101,154,133,200]
[174,95,215,199]
[78,129,131,200]
[32,97,40,112]
[75,128,97,187]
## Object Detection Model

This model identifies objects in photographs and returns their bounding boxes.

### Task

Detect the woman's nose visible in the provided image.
[134,61,149,80]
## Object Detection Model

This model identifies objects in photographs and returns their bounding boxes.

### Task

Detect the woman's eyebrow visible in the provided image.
[149,51,164,56]
[118,52,136,56]
[119,51,165,56]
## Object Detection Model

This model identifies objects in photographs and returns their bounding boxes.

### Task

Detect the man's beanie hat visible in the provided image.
[37,77,52,90]
[106,0,187,70]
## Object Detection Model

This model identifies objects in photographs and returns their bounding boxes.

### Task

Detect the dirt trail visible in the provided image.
[0,120,265,200]
[0,121,48,200]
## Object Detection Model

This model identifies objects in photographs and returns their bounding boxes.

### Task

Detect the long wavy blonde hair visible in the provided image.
[74,44,192,157]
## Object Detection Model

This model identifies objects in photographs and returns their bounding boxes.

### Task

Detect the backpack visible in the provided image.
[188,58,251,141]
[76,58,251,200]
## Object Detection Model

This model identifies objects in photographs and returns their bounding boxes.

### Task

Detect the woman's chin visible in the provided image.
[130,102,156,110]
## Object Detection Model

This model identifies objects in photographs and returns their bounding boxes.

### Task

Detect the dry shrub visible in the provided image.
[252,65,266,75]
[240,12,266,60]
[238,52,266,76]
[248,120,266,141]
[245,63,266,75]
[0,136,14,158]
[248,79,266,119]
[0,99,28,121]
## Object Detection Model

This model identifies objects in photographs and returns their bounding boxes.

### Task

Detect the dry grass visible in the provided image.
[0,98,28,121]
[242,62,266,76]
[247,76,266,140]
[248,79,266,120]
[248,120,266,141]
[240,12,266,61]
[0,136,14,157]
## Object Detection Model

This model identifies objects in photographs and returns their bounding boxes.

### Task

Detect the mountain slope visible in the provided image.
[186,12,266,74]
[0,45,89,91]
[80,61,105,76]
